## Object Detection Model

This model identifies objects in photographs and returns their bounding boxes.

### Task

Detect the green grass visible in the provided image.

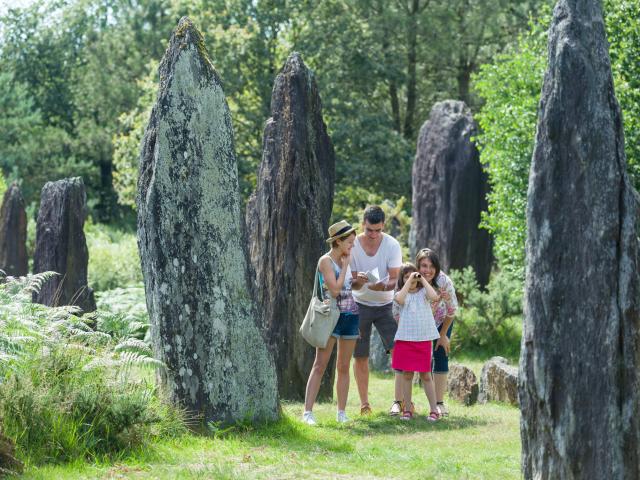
[21,366,521,479]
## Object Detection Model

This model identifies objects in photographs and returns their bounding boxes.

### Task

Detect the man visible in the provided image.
[350,205,404,415]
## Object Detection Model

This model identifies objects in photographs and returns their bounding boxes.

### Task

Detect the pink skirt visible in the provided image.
[392,340,433,372]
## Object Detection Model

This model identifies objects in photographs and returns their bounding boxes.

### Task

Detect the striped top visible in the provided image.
[319,256,358,314]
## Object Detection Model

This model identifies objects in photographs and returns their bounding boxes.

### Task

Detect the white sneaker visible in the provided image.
[336,410,349,423]
[302,411,317,425]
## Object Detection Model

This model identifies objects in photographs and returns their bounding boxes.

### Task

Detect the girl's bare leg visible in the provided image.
[304,337,337,411]
[335,338,357,411]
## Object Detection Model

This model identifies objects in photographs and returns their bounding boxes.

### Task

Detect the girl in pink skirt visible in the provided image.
[392,263,441,421]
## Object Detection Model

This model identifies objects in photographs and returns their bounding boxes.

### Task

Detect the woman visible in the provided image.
[302,220,361,425]
[415,248,458,416]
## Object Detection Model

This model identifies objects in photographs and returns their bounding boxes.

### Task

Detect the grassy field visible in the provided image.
[22,360,521,479]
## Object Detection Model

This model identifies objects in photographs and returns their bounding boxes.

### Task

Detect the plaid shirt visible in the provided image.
[394,291,440,342]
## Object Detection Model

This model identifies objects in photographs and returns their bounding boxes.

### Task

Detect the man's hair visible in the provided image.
[363,205,385,224]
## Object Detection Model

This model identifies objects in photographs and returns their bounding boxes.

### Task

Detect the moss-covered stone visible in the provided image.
[137,16,279,425]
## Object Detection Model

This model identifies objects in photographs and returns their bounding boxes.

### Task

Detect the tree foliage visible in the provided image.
[473,2,640,276]
[1,0,545,220]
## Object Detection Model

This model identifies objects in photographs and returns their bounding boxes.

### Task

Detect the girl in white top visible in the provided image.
[392,263,441,421]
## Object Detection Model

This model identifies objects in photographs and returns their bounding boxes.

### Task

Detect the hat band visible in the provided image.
[331,225,353,238]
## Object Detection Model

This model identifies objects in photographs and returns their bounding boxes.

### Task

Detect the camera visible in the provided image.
[415,273,421,278]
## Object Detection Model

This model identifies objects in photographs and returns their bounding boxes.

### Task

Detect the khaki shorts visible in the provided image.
[353,303,397,358]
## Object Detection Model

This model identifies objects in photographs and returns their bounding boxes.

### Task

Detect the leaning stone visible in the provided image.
[409,100,492,286]
[0,182,28,277]
[137,17,279,425]
[479,356,518,405]
[32,177,95,312]
[448,364,479,405]
[246,52,335,400]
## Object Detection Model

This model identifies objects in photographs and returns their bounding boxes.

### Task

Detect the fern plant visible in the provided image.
[0,274,185,464]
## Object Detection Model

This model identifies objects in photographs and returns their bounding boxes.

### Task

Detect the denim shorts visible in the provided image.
[433,321,454,373]
[331,312,360,340]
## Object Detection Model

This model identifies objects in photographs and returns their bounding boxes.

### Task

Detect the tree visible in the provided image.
[473,15,548,277]
[473,1,640,275]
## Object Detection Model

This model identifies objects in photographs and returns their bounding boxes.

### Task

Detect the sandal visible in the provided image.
[437,402,449,417]
[400,400,416,414]
[400,411,413,421]
[360,403,372,416]
[426,411,440,423]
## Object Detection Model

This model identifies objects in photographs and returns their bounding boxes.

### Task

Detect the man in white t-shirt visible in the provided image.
[350,205,403,415]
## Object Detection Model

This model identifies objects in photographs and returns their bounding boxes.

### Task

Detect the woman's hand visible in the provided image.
[436,335,450,355]
[341,253,351,269]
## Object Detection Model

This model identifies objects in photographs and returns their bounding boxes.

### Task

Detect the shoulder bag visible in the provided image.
[299,263,340,348]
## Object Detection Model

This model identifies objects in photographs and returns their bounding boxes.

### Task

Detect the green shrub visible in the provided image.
[449,267,523,359]
[85,222,142,292]
[0,274,184,465]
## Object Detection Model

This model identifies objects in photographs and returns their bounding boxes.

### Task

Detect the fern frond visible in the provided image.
[114,338,152,355]
[117,351,164,370]
[21,272,59,295]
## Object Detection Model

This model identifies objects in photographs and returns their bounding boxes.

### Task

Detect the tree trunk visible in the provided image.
[0,182,28,277]
[389,82,401,133]
[520,1,640,478]
[403,0,419,139]
[246,53,336,400]
[33,177,96,312]
[137,17,279,425]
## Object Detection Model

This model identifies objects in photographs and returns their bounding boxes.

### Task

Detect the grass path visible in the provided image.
[22,360,521,479]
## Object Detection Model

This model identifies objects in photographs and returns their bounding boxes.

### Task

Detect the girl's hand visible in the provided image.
[341,253,351,269]
[440,288,450,301]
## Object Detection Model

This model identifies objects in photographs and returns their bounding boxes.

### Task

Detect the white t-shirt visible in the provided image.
[350,233,403,306]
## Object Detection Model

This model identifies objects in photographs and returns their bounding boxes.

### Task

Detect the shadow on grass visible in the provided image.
[203,408,488,456]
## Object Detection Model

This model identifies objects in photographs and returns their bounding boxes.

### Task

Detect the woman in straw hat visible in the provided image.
[302,220,362,425]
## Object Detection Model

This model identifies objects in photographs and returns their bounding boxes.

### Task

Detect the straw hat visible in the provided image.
[326,220,356,243]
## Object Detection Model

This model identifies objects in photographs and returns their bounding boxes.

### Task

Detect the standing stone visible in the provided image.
[246,53,335,400]
[137,17,279,424]
[369,329,391,372]
[33,177,96,312]
[410,100,492,286]
[520,1,640,478]
[0,183,28,277]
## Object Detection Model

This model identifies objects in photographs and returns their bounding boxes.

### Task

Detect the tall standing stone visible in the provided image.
[0,183,28,277]
[137,17,279,424]
[33,177,96,312]
[246,53,335,400]
[520,1,640,478]
[410,100,492,286]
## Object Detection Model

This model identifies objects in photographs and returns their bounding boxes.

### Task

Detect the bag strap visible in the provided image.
[313,259,324,301]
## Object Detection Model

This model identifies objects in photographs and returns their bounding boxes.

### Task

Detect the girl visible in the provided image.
[302,220,361,425]
[416,248,458,417]
[392,263,441,421]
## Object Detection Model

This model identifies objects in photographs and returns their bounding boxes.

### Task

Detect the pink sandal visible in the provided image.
[426,411,440,422]
[400,411,413,421]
